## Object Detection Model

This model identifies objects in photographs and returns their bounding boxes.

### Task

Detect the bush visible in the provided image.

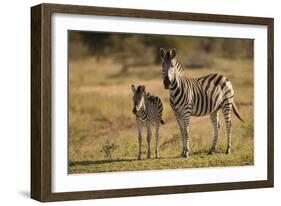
[184,53,214,68]
[69,31,254,66]
[110,36,155,73]
[102,140,119,160]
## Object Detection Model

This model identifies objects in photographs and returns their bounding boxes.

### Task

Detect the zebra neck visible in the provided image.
[169,73,185,94]
[136,103,147,119]
[138,96,147,112]
[169,59,186,92]
[169,77,182,95]
[172,58,183,74]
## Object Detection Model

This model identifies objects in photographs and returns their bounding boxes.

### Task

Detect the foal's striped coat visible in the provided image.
[131,85,164,160]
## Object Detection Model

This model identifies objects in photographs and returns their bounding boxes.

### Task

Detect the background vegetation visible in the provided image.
[68,31,254,174]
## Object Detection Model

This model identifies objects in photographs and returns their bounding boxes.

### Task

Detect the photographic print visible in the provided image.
[68,31,254,174]
[31,4,273,201]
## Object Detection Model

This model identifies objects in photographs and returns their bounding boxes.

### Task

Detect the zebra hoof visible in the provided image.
[181,152,189,158]
[155,151,158,159]
[137,155,141,160]
[208,148,215,155]
[225,149,231,154]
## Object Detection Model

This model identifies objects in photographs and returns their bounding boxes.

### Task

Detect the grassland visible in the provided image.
[68,56,254,174]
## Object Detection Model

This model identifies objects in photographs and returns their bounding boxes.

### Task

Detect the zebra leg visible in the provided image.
[155,124,160,159]
[184,115,191,157]
[137,125,142,160]
[208,112,220,155]
[176,113,190,157]
[222,103,232,154]
[146,125,152,159]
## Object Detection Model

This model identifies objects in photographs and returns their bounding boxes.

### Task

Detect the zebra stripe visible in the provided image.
[131,85,164,160]
[160,48,244,157]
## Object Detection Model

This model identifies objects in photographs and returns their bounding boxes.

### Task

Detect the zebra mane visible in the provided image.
[173,58,183,74]
[145,92,158,104]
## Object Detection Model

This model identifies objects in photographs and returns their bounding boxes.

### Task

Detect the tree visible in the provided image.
[110,35,155,73]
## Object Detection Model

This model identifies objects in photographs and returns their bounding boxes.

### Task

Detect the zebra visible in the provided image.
[160,48,244,157]
[131,84,165,160]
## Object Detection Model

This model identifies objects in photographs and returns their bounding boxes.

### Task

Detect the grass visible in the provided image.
[68,56,254,174]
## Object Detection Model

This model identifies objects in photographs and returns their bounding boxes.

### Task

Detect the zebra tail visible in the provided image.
[232,101,245,123]
[160,118,165,125]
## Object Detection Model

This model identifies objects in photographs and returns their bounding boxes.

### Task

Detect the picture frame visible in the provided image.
[31,3,274,202]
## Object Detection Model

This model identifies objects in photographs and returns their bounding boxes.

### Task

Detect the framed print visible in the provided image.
[31,3,274,202]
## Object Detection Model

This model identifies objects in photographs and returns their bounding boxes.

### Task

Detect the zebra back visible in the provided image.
[146,92,165,124]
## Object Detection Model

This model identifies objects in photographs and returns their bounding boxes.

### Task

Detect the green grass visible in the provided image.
[68,57,254,174]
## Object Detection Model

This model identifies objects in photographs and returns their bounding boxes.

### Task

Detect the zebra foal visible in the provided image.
[131,85,164,160]
[160,48,244,157]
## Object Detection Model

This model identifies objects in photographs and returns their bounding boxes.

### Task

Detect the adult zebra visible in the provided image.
[131,85,165,160]
[160,48,244,157]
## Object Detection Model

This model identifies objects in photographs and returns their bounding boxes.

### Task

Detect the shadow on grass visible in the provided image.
[69,156,185,167]
[191,149,210,156]
[191,149,228,156]
[69,151,231,168]
[69,158,136,167]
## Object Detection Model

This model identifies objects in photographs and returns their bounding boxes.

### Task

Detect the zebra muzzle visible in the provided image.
[163,78,170,89]
[132,108,137,114]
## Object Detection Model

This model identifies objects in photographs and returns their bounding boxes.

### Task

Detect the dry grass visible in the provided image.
[68,56,254,174]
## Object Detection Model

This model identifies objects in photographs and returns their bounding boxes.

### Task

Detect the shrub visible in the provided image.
[102,140,119,160]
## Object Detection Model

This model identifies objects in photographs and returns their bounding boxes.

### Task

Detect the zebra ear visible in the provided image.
[169,48,176,60]
[131,85,136,93]
[160,48,167,60]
